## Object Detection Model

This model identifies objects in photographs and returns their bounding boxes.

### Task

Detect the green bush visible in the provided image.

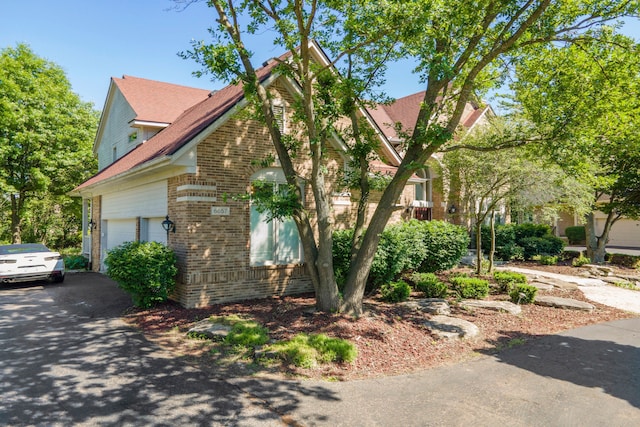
[565,226,586,244]
[105,241,178,308]
[450,276,489,299]
[572,255,591,267]
[509,284,538,304]
[380,280,412,303]
[411,272,448,298]
[332,220,469,291]
[63,254,89,270]
[539,255,558,265]
[495,243,525,261]
[493,271,527,292]
[514,223,551,241]
[415,220,470,273]
[519,235,565,260]
[481,224,516,253]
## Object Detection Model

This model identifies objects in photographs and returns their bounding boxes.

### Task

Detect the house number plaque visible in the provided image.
[211,206,230,216]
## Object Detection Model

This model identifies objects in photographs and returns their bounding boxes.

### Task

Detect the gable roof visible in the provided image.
[369,91,491,142]
[113,75,211,125]
[75,62,278,192]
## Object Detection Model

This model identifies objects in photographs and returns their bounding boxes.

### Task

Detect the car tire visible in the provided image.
[51,275,65,283]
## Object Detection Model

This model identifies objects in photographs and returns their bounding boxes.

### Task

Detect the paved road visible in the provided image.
[2,273,639,426]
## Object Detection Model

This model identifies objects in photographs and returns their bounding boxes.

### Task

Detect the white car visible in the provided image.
[0,244,65,284]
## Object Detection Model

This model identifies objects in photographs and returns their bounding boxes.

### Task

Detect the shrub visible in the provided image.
[380,280,412,303]
[449,276,489,299]
[332,228,353,290]
[105,241,178,308]
[416,220,470,273]
[514,223,551,241]
[412,272,448,298]
[609,254,640,269]
[509,284,538,304]
[332,220,469,291]
[572,255,591,267]
[481,224,517,253]
[565,226,586,244]
[63,254,89,270]
[369,228,408,289]
[519,235,565,260]
[495,243,525,261]
[539,255,558,265]
[493,271,527,292]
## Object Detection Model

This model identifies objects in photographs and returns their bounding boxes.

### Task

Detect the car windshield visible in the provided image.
[0,244,50,255]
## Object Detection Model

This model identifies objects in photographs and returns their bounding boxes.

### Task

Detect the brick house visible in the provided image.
[71,43,488,308]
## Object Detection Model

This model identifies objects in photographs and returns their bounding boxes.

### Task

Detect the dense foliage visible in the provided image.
[0,44,98,245]
[105,241,178,308]
[565,226,586,245]
[333,220,469,291]
[481,223,565,261]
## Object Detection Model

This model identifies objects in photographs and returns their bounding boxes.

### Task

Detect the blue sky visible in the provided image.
[2,1,638,109]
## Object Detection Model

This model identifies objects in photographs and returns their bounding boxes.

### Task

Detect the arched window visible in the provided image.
[250,168,302,266]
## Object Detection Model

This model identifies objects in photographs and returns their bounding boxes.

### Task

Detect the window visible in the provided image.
[250,168,302,266]
[272,102,285,133]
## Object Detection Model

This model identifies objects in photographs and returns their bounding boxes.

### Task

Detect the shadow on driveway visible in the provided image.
[481,319,640,410]
[0,273,336,426]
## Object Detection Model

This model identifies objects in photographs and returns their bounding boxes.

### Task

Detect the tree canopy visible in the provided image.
[0,43,98,245]
[508,29,640,261]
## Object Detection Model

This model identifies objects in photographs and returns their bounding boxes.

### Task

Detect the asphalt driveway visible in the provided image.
[0,273,322,426]
[2,272,639,426]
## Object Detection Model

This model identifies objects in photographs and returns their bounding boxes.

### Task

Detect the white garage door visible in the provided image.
[607,219,640,248]
[106,219,136,250]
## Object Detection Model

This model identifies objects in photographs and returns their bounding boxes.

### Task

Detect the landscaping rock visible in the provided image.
[460,299,522,315]
[424,315,480,340]
[404,299,451,316]
[533,278,579,291]
[582,264,614,276]
[187,319,232,340]
[534,296,595,312]
[529,281,554,291]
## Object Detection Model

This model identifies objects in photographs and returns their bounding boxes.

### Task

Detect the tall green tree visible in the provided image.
[181,0,638,314]
[0,44,98,244]
[509,29,640,262]
[442,119,593,274]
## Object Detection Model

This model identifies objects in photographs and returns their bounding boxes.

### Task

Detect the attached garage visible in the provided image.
[604,219,640,248]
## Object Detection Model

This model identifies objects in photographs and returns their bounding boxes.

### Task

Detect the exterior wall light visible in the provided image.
[88,219,97,230]
[447,204,457,214]
[162,215,176,237]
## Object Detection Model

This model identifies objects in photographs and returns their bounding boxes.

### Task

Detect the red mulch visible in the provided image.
[123,262,638,381]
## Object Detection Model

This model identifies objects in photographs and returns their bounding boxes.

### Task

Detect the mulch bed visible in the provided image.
[123,262,638,381]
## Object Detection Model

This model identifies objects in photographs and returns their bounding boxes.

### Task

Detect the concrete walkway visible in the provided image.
[502,267,640,314]
[566,246,640,256]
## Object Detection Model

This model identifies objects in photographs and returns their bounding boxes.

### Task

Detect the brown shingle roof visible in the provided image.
[113,75,211,124]
[75,63,278,191]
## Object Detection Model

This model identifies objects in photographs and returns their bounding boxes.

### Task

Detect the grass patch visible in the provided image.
[265,333,357,368]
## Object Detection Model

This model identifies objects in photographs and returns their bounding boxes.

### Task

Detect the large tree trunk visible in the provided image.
[10,193,22,244]
[584,211,616,264]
